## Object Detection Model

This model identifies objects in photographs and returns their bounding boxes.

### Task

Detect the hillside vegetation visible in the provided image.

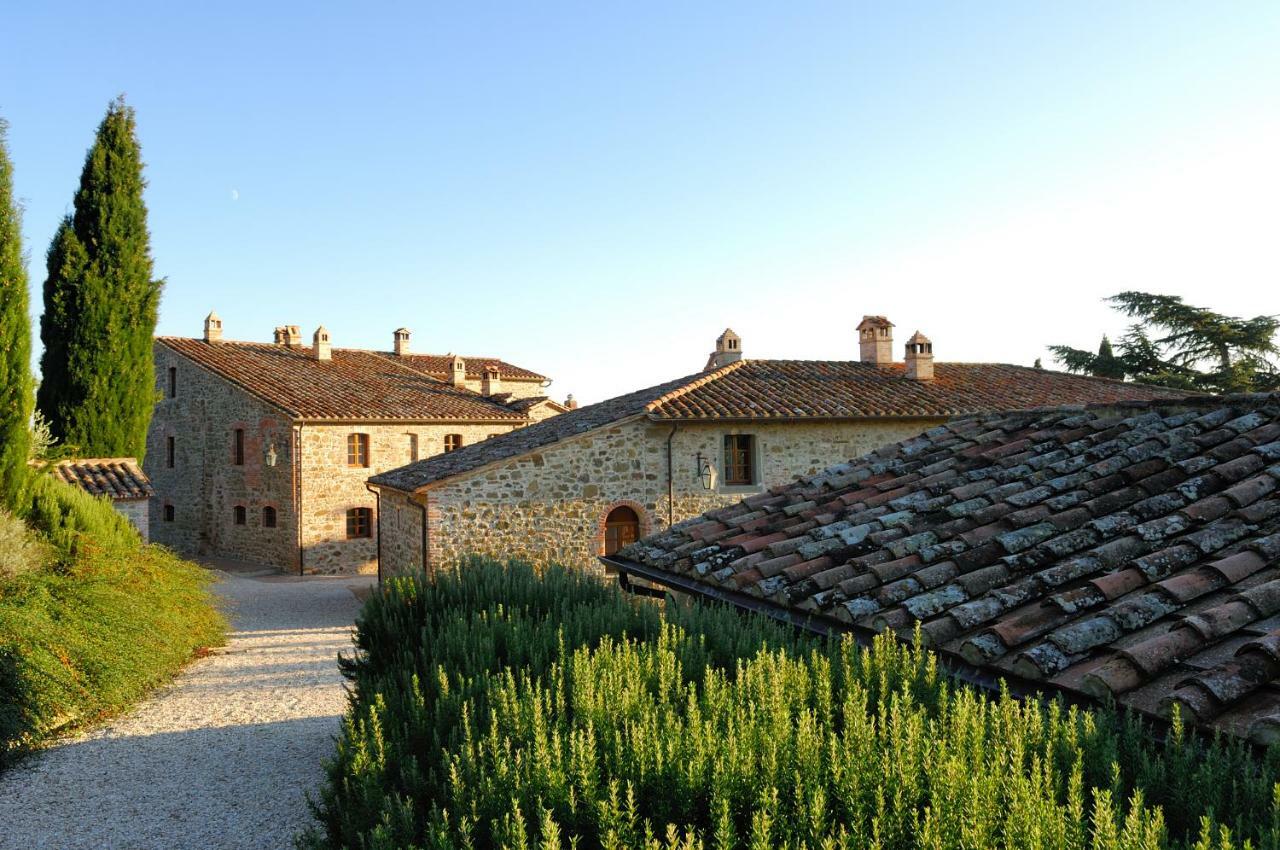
[304,558,1280,850]
[0,473,224,765]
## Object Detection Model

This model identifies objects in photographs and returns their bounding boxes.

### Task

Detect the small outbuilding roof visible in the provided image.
[52,458,154,500]
[612,394,1280,744]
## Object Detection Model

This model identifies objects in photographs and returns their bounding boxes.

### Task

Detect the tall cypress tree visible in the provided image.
[0,117,34,510]
[37,96,162,461]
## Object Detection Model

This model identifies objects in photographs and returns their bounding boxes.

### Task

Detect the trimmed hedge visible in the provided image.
[302,558,1280,850]
[0,474,225,764]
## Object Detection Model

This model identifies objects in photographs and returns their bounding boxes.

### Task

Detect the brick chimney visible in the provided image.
[904,330,934,381]
[481,366,501,396]
[857,316,894,365]
[565,394,578,410]
[448,354,466,387]
[393,327,411,356]
[704,328,743,370]
[203,310,223,343]
[274,325,302,347]
[312,326,332,361]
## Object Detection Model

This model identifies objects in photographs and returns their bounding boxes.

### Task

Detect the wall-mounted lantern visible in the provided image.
[695,452,717,490]
[265,441,278,467]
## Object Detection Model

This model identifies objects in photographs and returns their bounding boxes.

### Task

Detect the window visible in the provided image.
[168,366,177,398]
[263,506,277,528]
[233,428,245,465]
[164,504,175,522]
[604,506,641,556]
[348,433,370,467]
[166,436,175,469]
[234,505,246,525]
[444,434,463,453]
[346,507,373,539]
[407,433,419,462]
[723,434,756,486]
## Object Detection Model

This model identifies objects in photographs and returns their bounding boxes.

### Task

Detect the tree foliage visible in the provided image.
[36,96,162,461]
[0,117,33,511]
[1049,292,1279,394]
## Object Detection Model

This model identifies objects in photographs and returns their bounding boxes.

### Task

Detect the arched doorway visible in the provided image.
[603,505,641,555]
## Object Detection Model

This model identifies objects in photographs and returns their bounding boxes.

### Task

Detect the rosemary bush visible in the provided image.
[303,558,1280,849]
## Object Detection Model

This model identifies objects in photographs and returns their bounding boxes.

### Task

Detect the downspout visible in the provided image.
[665,423,678,528]
[365,483,382,584]
[417,495,429,576]
[294,424,304,576]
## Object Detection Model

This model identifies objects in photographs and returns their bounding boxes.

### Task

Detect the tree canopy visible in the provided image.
[1049,292,1279,394]
[0,117,33,510]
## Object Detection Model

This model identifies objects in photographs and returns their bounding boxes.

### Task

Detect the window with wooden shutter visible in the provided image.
[348,433,370,467]
[723,434,755,485]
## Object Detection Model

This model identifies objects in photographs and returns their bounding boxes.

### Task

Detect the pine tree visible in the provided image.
[0,117,34,510]
[36,96,162,460]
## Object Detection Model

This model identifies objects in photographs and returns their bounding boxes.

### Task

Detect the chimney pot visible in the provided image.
[203,310,223,343]
[481,366,501,396]
[857,316,894,365]
[565,394,578,410]
[312,326,332,361]
[393,327,411,356]
[448,354,466,387]
[904,330,934,381]
[704,328,743,370]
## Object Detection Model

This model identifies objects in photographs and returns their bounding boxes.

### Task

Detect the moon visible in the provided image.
[230,188,240,201]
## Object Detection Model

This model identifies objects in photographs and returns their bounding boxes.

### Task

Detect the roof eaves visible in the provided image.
[643,360,746,414]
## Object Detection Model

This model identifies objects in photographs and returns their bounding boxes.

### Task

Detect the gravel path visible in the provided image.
[0,570,371,850]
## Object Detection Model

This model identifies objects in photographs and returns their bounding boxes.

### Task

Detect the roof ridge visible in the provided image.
[644,360,747,413]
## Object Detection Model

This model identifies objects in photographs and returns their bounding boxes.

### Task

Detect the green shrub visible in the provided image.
[303,558,1280,850]
[0,475,225,765]
[0,510,48,580]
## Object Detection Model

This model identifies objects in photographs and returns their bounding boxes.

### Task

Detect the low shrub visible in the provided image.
[0,474,225,765]
[303,558,1280,850]
[0,509,47,580]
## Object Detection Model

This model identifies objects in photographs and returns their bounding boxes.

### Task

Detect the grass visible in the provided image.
[0,473,225,765]
[302,557,1280,850]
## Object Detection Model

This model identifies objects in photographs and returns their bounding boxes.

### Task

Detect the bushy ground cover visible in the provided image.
[0,473,225,765]
[303,558,1280,850]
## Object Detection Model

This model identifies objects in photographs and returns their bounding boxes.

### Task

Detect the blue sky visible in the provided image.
[3,2,1279,403]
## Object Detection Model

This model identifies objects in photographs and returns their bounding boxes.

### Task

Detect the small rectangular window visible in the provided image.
[263,506,277,528]
[164,504,175,522]
[233,428,245,466]
[234,505,246,525]
[166,436,175,469]
[408,433,419,462]
[444,434,463,453]
[347,433,370,467]
[168,366,177,398]
[346,507,373,539]
[723,434,755,486]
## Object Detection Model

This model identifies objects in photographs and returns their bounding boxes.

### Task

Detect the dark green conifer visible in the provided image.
[0,117,34,509]
[36,97,162,460]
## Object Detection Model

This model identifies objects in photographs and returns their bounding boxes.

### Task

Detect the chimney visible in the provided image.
[273,326,286,345]
[274,325,302,347]
[857,316,894,365]
[565,394,578,410]
[203,310,223,343]
[312,326,332,361]
[481,366,501,396]
[393,327,411,356]
[448,354,466,387]
[904,331,934,381]
[704,328,743,370]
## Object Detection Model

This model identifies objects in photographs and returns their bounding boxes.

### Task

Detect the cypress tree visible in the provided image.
[36,96,162,461]
[0,117,34,510]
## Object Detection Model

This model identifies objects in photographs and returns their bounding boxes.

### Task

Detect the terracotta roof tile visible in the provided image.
[52,458,153,500]
[617,393,1280,743]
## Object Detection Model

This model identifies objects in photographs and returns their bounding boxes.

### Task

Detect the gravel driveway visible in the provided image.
[0,569,371,850]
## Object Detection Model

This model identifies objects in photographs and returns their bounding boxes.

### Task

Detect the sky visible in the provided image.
[3,2,1279,404]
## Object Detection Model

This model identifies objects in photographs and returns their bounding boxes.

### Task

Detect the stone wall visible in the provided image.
[116,498,150,542]
[299,422,521,573]
[146,344,300,568]
[380,416,945,577]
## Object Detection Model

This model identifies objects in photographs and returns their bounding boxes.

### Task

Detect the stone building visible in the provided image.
[145,313,564,573]
[369,319,1188,576]
[52,458,154,541]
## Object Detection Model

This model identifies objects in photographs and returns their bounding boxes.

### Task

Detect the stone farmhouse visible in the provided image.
[51,458,154,541]
[145,313,564,573]
[610,394,1280,745]
[369,319,1187,577]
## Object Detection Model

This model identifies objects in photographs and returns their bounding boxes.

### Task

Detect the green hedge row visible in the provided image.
[0,474,225,764]
[302,558,1280,850]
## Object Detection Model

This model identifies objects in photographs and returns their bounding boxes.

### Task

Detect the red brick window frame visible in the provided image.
[233,428,245,466]
[596,500,651,556]
[263,506,278,528]
[348,433,370,468]
[346,507,373,539]
[234,505,247,525]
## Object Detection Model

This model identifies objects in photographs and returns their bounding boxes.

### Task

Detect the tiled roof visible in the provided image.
[373,352,546,382]
[645,361,1190,420]
[52,458,153,500]
[617,394,1280,744]
[158,338,526,422]
[502,396,568,414]
[370,371,709,491]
